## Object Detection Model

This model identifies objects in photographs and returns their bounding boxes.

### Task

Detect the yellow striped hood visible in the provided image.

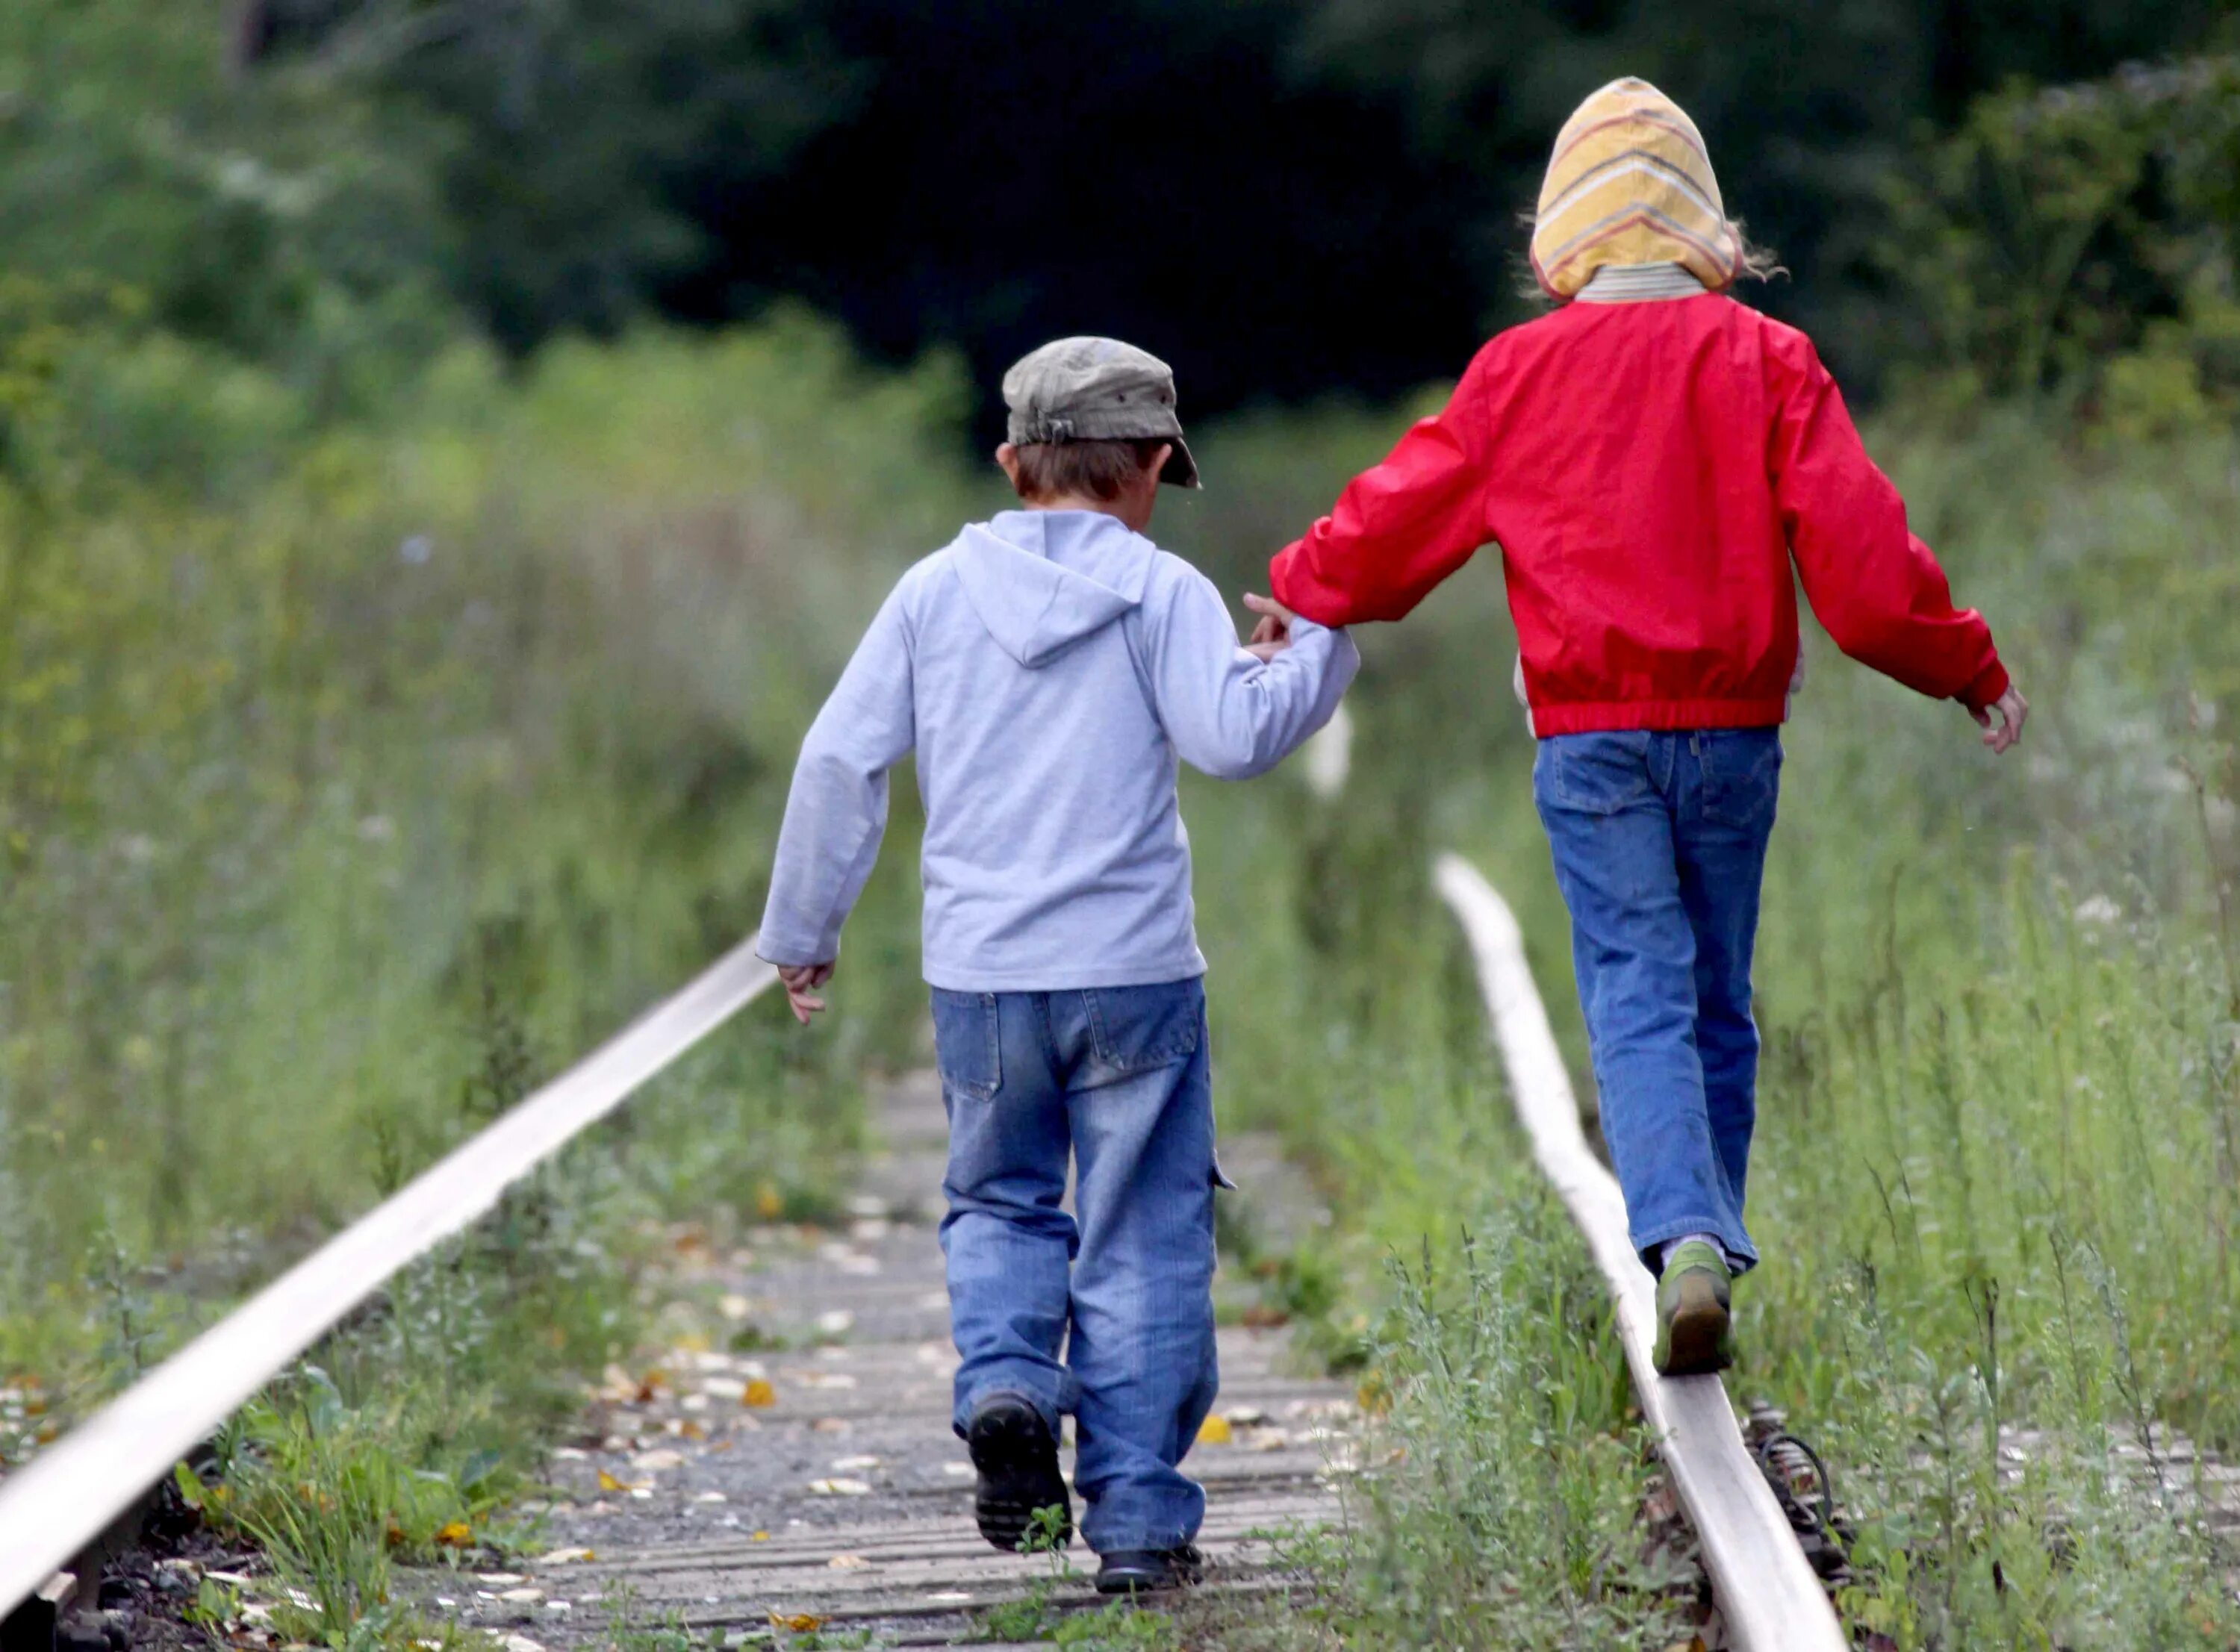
[1530,78,1741,301]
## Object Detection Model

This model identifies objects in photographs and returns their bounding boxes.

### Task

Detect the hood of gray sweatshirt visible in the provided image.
[758,509,1358,991]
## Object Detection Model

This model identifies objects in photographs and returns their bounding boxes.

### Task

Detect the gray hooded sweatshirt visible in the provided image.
[757,509,1358,990]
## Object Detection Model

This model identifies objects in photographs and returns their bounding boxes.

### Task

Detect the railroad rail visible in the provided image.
[1436,852,1846,1652]
[0,835,1847,1649]
[0,937,780,1622]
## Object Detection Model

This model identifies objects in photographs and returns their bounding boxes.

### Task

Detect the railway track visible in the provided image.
[445,1079,1355,1646]
[0,847,1848,1651]
[1435,854,1846,1651]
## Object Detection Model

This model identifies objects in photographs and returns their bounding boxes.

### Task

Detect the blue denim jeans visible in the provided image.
[930,978,1222,1555]
[1532,729,1782,1274]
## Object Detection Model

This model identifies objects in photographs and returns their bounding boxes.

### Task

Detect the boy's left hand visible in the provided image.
[777,961,834,1024]
[1242,593,1296,661]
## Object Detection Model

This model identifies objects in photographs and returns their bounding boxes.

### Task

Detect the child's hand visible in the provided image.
[1972,685,2029,754]
[777,961,834,1024]
[1242,593,1296,662]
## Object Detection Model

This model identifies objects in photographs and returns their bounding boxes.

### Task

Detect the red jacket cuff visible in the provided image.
[1959,657,2010,712]
[1269,541,1345,628]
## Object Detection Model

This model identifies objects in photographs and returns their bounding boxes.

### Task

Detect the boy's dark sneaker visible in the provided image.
[1653,1239,1735,1376]
[965,1392,1071,1552]
[1094,1545,1204,1595]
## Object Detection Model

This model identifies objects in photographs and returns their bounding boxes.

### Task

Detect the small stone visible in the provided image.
[497,1589,544,1605]
[152,1560,200,1595]
[816,1309,855,1336]
[827,1554,869,1570]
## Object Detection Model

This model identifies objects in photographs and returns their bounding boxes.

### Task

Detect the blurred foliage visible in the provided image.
[243,0,868,354]
[1882,56,2240,424]
[2,0,2239,1639]
[10,0,2234,423]
[1172,396,2240,1645]
[0,302,968,1413]
[0,0,454,407]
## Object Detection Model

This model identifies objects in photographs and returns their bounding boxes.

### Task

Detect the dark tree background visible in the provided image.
[245,0,2237,423]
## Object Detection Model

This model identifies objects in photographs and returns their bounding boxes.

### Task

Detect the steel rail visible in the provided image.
[1434,854,1845,1652]
[0,936,779,1612]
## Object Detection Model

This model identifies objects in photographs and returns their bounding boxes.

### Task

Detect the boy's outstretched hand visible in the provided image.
[1973,685,2029,754]
[777,961,833,1024]
[1242,593,1295,662]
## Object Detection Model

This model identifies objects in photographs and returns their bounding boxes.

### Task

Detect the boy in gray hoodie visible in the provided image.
[757,337,1356,1592]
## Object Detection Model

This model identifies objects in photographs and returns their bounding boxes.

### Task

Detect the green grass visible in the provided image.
[1164,405,2240,1648]
[9,299,2239,1651]
[0,309,961,1642]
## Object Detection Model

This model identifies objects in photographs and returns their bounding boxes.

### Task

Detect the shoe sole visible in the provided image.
[1095,1560,1202,1595]
[967,1399,1071,1552]
[1095,1570,1189,1595]
[1658,1274,1735,1377]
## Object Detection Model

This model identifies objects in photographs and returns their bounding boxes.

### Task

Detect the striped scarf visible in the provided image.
[1530,78,1741,302]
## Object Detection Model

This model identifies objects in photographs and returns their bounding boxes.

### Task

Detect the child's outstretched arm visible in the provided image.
[1771,335,2026,749]
[1267,348,1497,626]
[1142,570,1359,781]
[757,586,917,1017]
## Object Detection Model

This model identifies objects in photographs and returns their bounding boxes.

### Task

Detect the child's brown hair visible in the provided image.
[1009,438,1168,503]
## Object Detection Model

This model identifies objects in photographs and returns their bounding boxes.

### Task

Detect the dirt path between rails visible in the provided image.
[423,1070,1359,1648]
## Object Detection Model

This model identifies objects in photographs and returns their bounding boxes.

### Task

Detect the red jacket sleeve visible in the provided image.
[1770,335,2009,710]
[1269,349,1496,626]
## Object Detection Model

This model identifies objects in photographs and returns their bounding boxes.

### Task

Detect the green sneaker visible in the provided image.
[1653,1240,1735,1376]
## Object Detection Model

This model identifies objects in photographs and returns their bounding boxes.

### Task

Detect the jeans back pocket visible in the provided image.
[1698,729,1783,829]
[930,988,1002,1101]
[1082,979,1204,1079]
[1538,731,1655,815]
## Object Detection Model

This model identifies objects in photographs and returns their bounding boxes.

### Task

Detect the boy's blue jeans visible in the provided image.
[930,979,1221,1555]
[1531,729,1782,1275]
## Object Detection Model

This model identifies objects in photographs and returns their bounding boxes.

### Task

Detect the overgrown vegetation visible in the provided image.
[1157,331,2240,1652]
[7,5,2240,1645]
[0,311,957,1636]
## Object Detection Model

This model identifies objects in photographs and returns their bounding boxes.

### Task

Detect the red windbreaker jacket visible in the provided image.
[1268,293,2009,736]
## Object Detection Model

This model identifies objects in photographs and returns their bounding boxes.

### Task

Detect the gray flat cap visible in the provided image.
[1002,336,1201,489]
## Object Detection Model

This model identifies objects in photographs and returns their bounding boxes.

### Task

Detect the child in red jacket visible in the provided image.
[1260,77,2027,1375]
